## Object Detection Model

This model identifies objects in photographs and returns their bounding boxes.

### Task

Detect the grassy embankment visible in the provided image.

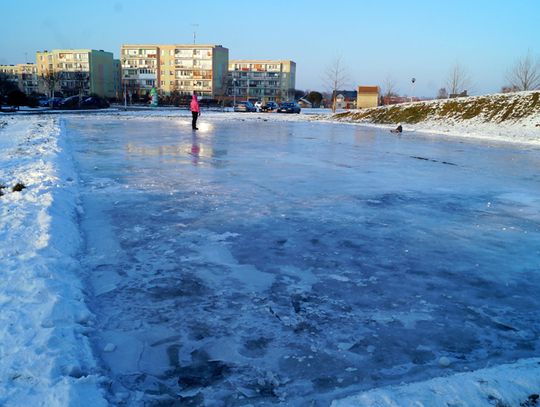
[333,91,540,126]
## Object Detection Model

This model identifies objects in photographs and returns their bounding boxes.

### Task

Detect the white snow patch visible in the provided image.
[0,116,106,406]
[332,357,540,407]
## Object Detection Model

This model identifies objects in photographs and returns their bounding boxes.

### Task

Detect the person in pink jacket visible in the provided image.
[190,91,200,130]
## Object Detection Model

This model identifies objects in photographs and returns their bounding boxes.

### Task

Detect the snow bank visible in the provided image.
[0,116,106,406]
[332,357,540,406]
[329,91,540,146]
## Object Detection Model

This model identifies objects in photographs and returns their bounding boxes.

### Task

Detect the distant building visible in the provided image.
[449,90,468,98]
[36,49,116,98]
[334,90,357,109]
[297,98,312,108]
[0,63,38,95]
[227,60,296,103]
[357,86,380,108]
[113,59,122,100]
[120,44,229,98]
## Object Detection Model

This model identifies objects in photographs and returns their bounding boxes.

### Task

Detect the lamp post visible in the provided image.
[123,76,128,110]
[233,77,237,107]
[410,77,416,103]
[246,73,250,103]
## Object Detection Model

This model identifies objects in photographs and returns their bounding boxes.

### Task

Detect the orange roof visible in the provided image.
[358,86,379,93]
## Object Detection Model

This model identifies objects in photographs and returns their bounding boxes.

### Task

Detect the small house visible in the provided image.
[357,86,380,108]
[297,98,312,108]
[334,90,357,109]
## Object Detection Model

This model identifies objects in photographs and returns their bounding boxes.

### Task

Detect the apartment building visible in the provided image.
[227,60,296,103]
[36,49,116,98]
[113,59,122,99]
[0,63,38,94]
[120,44,229,98]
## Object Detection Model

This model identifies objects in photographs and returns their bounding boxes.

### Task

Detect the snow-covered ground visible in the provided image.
[1,111,539,406]
[329,116,540,147]
[329,91,540,146]
[0,116,107,405]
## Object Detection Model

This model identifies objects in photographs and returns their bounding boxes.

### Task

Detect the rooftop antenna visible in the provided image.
[192,24,199,44]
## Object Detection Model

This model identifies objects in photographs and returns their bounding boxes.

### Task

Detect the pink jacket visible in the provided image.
[190,95,200,113]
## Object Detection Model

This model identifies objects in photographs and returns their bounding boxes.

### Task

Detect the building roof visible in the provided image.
[229,59,295,64]
[121,44,225,49]
[358,86,380,94]
[334,90,357,98]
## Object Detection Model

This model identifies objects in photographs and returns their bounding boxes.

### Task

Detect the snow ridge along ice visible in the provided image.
[0,117,106,406]
[330,91,540,146]
[332,357,540,407]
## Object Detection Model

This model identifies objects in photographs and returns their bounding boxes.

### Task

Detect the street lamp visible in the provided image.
[410,77,416,102]
[233,77,237,107]
[246,73,249,102]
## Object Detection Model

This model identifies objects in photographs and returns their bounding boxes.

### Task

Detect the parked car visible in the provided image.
[37,97,50,107]
[58,96,81,109]
[234,101,256,112]
[261,101,279,112]
[81,96,110,109]
[40,97,63,108]
[277,102,301,114]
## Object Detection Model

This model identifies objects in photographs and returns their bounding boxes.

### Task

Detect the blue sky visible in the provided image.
[1,0,538,97]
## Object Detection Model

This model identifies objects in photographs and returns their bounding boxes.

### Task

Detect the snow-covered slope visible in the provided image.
[330,91,540,145]
[332,357,540,407]
[0,116,106,406]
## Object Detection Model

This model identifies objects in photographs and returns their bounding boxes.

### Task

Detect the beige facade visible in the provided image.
[227,60,296,102]
[36,49,116,98]
[121,44,229,98]
[0,63,38,94]
[357,86,380,108]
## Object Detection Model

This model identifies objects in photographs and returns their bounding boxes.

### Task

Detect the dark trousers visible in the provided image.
[191,111,199,129]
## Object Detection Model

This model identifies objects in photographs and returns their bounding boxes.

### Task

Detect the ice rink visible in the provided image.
[64,112,540,405]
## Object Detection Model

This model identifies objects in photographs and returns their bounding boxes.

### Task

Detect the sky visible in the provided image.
[1,0,539,97]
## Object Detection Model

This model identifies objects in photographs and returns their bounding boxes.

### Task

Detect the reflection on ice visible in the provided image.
[67,116,540,406]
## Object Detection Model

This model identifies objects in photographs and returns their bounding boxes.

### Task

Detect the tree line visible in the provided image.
[319,50,540,111]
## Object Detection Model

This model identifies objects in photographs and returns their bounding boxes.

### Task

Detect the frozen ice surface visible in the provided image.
[64,113,540,405]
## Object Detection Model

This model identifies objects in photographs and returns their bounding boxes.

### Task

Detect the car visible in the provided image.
[234,101,256,112]
[58,95,81,109]
[37,97,50,107]
[40,97,63,108]
[277,102,301,114]
[261,101,279,112]
[81,96,110,109]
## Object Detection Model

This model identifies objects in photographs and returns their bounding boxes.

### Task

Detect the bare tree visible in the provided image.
[506,51,540,91]
[73,70,90,104]
[437,87,448,99]
[40,70,62,106]
[323,57,349,112]
[446,63,471,96]
[383,76,398,98]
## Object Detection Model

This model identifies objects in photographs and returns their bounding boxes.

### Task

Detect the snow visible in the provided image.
[329,92,540,146]
[0,116,107,406]
[333,117,540,147]
[1,111,539,405]
[332,357,540,407]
